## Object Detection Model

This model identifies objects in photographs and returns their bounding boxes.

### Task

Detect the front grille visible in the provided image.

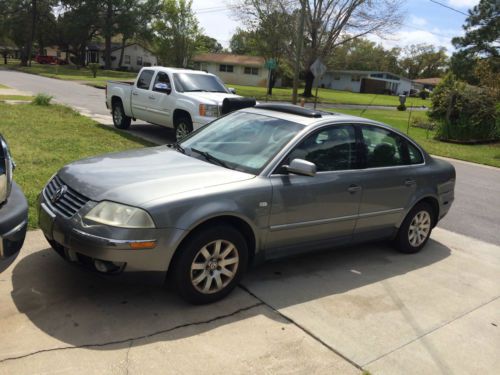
[44,175,89,218]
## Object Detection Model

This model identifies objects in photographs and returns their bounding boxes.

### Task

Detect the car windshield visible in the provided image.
[180,111,304,175]
[173,73,228,93]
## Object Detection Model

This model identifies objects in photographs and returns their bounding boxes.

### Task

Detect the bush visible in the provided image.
[397,104,406,111]
[88,63,100,78]
[411,117,436,131]
[31,93,53,106]
[419,90,430,100]
[428,73,499,141]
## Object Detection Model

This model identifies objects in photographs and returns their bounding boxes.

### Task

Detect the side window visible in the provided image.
[152,72,171,92]
[136,70,154,90]
[407,142,424,164]
[361,126,406,168]
[286,125,357,172]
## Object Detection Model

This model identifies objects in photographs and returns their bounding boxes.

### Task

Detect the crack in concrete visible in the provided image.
[237,284,364,371]
[124,340,133,375]
[0,302,264,364]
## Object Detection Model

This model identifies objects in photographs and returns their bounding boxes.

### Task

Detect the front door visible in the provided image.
[131,69,154,122]
[266,124,362,255]
[148,71,175,127]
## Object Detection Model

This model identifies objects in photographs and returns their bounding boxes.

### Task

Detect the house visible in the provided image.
[85,43,158,71]
[412,77,441,91]
[42,46,69,61]
[316,70,413,95]
[192,53,269,87]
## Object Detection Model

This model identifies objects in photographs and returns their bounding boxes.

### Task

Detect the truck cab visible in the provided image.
[106,67,241,140]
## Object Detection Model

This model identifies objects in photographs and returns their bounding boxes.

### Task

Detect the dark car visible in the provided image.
[0,135,28,273]
[39,105,455,304]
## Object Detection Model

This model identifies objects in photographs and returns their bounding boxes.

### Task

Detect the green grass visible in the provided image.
[0,95,33,101]
[11,63,136,89]
[0,84,10,89]
[0,102,151,228]
[325,107,500,168]
[230,84,429,107]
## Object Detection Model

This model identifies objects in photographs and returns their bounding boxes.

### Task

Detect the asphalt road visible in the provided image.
[1,69,499,245]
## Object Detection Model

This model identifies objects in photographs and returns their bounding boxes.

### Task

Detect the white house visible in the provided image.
[86,43,158,70]
[316,70,413,95]
[192,53,269,87]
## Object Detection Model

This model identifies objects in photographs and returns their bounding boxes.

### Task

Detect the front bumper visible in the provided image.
[38,187,186,273]
[0,182,28,271]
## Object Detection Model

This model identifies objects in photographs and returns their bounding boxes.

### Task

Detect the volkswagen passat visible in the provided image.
[39,104,455,304]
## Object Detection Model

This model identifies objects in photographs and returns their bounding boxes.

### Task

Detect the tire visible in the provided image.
[174,114,193,141]
[112,100,131,129]
[395,202,435,253]
[170,225,248,304]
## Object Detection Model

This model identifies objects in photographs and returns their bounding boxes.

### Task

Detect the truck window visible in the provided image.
[137,70,154,90]
[153,72,171,92]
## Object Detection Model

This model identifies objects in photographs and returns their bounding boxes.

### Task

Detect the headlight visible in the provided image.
[199,104,219,117]
[85,201,155,228]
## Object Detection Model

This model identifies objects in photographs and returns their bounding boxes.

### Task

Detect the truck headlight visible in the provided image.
[199,104,219,117]
[85,201,155,228]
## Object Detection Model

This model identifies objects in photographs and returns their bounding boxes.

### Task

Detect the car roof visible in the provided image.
[142,66,213,75]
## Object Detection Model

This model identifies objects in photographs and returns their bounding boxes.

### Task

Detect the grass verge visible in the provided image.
[0,95,33,101]
[326,108,500,168]
[0,84,10,89]
[0,102,151,228]
[230,84,429,107]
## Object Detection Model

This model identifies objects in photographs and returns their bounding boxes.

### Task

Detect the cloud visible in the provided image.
[447,0,479,8]
[410,16,427,26]
[367,29,455,54]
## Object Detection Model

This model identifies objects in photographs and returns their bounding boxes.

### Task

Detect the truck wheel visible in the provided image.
[394,202,434,254]
[174,114,193,141]
[112,101,131,129]
[170,225,248,304]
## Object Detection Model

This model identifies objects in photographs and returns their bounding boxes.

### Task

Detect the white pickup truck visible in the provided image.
[106,67,241,140]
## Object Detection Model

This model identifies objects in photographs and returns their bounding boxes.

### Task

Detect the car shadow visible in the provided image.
[8,238,450,352]
[96,122,175,147]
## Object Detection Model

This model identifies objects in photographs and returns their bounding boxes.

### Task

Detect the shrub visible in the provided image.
[411,117,436,131]
[88,63,100,78]
[397,104,406,111]
[419,90,430,100]
[428,73,499,141]
[31,93,53,106]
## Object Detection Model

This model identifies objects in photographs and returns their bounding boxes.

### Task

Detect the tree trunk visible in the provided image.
[302,70,315,97]
[118,38,127,68]
[267,70,276,95]
[104,1,113,70]
[27,0,37,67]
[3,51,7,65]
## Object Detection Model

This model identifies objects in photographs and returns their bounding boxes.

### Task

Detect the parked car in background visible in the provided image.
[106,67,241,140]
[38,104,455,304]
[35,55,67,65]
[0,135,28,273]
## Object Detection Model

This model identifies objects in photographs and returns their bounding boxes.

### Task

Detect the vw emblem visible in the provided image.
[51,185,67,204]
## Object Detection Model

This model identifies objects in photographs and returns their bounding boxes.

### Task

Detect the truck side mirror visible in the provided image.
[0,136,14,204]
[228,87,236,94]
[153,82,172,95]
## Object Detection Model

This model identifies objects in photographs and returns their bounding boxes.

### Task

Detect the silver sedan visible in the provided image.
[38,104,455,304]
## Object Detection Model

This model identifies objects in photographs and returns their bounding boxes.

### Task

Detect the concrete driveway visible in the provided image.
[1,69,500,374]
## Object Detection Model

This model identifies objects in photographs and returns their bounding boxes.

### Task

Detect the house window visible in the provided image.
[219,64,234,73]
[124,55,130,64]
[333,74,341,80]
[137,56,143,66]
[351,75,361,82]
[56,51,61,58]
[244,67,259,75]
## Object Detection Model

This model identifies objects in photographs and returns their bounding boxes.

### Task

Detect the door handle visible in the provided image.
[132,92,138,96]
[347,184,362,193]
[148,96,156,100]
[404,179,416,186]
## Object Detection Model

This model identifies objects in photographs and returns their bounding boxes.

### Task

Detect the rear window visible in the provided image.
[136,70,154,90]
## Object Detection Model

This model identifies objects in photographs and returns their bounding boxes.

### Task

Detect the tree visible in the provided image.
[152,0,201,67]
[451,0,499,84]
[229,28,259,55]
[196,35,223,54]
[237,0,404,97]
[399,44,448,79]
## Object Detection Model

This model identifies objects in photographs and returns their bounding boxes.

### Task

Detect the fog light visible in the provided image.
[94,259,124,273]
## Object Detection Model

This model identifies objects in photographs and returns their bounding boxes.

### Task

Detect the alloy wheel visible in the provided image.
[176,122,190,140]
[408,210,431,247]
[113,106,123,125]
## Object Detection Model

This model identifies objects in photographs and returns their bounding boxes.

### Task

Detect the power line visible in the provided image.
[429,0,469,16]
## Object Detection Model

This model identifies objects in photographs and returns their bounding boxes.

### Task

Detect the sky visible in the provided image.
[191,0,481,54]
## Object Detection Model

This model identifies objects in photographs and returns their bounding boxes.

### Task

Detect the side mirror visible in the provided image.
[285,159,316,177]
[0,136,14,204]
[228,87,236,94]
[153,83,172,95]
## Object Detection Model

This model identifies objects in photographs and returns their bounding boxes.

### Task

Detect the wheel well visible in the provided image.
[168,216,256,274]
[111,96,122,108]
[417,197,439,226]
[173,109,192,126]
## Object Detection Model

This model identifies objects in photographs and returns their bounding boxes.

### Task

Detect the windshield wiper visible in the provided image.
[185,89,208,92]
[191,148,231,169]
[167,142,185,154]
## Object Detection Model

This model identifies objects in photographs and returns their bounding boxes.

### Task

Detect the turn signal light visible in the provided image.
[129,241,156,250]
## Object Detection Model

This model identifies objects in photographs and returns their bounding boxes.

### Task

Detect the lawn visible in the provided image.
[325,108,500,168]
[0,95,33,101]
[230,84,429,107]
[11,63,136,88]
[0,84,10,89]
[0,102,151,228]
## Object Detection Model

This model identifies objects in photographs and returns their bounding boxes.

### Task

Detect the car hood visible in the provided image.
[58,146,254,206]
[181,92,241,105]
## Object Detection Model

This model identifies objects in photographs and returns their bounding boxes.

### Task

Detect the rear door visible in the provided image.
[131,69,154,122]
[353,124,424,239]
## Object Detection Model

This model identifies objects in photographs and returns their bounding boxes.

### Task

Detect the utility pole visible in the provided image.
[292,0,306,105]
